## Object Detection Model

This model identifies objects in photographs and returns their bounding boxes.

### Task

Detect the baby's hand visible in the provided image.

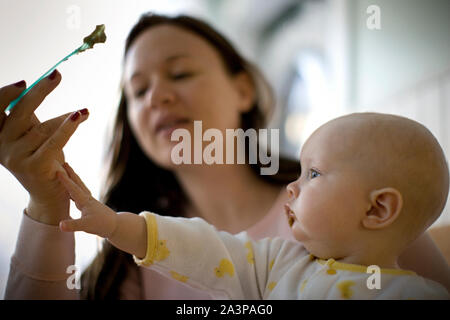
[57,162,117,238]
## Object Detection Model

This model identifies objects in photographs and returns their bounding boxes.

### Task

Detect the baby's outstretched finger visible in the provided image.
[63,162,92,196]
[59,218,84,233]
[57,169,91,210]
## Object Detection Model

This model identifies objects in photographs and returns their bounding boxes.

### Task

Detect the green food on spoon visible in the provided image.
[7,24,107,112]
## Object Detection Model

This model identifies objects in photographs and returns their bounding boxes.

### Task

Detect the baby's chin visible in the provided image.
[292,224,312,243]
[292,233,318,255]
[301,241,320,257]
[300,239,340,260]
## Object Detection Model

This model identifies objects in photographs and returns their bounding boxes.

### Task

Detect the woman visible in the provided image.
[2,13,449,299]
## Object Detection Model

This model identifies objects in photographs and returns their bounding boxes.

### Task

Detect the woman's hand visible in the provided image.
[0,70,89,225]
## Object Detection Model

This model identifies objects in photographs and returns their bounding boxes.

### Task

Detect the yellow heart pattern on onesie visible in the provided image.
[214,259,235,278]
[170,271,189,283]
[155,240,170,261]
[267,282,277,291]
[337,280,355,299]
[245,241,254,264]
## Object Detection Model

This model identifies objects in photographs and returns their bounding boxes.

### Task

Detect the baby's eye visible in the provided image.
[309,169,321,179]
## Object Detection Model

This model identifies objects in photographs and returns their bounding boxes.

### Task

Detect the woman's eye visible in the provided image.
[171,72,193,80]
[134,87,147,98]
[310,169,321,179]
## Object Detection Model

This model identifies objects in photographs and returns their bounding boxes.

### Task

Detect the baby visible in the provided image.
[57,112,450,299]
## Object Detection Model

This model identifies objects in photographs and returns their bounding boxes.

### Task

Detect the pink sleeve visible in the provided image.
[4,210,79,300]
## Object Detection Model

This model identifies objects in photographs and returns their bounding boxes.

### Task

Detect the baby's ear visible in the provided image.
[362,188,403,230]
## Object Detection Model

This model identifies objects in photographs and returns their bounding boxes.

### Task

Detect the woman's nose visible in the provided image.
[286,181,299,200]
[145,80,176,109]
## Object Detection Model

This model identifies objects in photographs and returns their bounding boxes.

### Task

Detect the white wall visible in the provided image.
[349,0,450,108]
[348,0,450,226]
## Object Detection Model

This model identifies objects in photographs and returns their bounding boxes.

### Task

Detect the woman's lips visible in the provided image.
[156,119,190,138]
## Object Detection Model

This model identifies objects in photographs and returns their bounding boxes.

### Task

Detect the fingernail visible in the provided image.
[70,111,80,121]
[48,69,58,80]
[79,108,89,115]
[13,80,26,87]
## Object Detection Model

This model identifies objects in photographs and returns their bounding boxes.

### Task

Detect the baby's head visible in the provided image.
[285,112,449,262]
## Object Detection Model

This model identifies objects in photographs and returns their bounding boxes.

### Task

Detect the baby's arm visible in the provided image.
[57,164,282,299]
[133,211,283,299]
[57,163,294,299]
[56,163,147,259]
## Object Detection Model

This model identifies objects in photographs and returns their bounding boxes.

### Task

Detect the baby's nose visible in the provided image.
[286,182,299,199]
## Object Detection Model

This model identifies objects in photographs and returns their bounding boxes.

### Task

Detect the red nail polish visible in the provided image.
[79,108,89,115]
[49,70,58,80]
[70,111,80,121]
[13,80,26,87]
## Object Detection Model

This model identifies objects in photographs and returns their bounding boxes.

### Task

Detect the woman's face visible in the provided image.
[123,24,254,168]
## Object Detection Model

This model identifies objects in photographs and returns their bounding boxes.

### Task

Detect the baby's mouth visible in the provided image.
[284,204,296,227]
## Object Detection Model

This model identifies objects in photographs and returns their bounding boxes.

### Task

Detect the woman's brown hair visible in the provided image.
[80,12,300,299]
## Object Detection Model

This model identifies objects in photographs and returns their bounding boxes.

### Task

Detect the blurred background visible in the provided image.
[0,0,449,298]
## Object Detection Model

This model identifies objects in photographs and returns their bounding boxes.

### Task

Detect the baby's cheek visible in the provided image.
[297,201,325,226]
[291,223,307,241]
[310,218,334,239]
[292,212,323,241]
[306,211,339,243]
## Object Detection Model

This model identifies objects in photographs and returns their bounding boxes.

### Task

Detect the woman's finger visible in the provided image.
[0,81,27,131]
[63,162,92,196]
[4,70,62,140]
[38,112,73,136]
[0,80,27,110]
[35,108,89,157]
[15,112,72,155]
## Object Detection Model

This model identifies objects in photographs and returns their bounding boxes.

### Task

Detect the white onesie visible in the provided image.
[133,211,449,300]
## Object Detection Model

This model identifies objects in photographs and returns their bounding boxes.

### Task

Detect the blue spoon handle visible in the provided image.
[6,43,89,112]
